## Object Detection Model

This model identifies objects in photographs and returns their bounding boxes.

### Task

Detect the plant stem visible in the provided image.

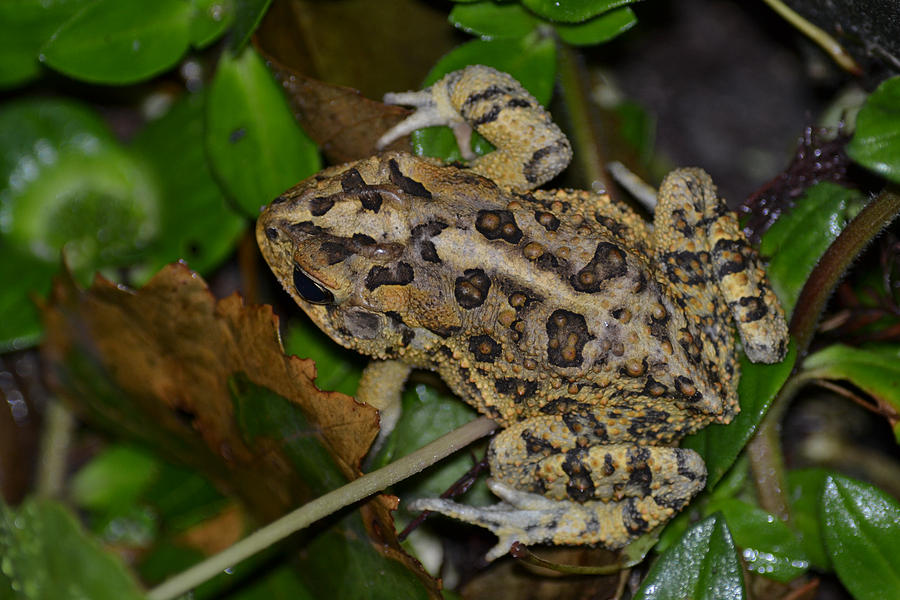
[746,373,809,521]
[791,186,900,356]
[555,43,612,193]
[760,0,861,75]
[146,416,497,600]
[35,399,74,499]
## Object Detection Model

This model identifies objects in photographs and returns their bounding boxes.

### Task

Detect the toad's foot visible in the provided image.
[376,86,475,160]
[409,479,680,562]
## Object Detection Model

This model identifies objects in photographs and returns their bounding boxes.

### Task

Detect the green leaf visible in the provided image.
[141,461,225,527]
[614,100,656,164]
[41,0,193,84]
[0,98,161,349]
[847,76,900,183]
[554,7,637,46]
[449,1,539,39]
[131,91,245,279]
[634,514,744,600]
[821,475,900,600]
[206,46,321,216]
[787,468,830,570]
[410,37,556,162]
[71,445,160,512]
[0,498,146,600]
[231,373,348,495]
[683,342,796,488]
[0,244,56,350]
[0,0,90,88]
[760,182,864,317]
[231,0,272,52]
[706,498,809,582]
[802,344,900,441]
[227,565,314,600]
[190,0,235,49]
[521,0,638,23]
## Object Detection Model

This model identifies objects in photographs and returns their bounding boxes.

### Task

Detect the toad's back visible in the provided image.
[258,152,734,440]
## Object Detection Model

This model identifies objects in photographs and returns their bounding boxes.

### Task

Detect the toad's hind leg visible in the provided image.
[653,168,789,365]
[377,65,572,191]
[409,414,706,560]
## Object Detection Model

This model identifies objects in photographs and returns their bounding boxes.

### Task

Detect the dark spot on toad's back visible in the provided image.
[469,334,501,363]
[546,310,593,368]
[389,159,432,198]
[455,269,491,309]
[476,210,522,244]
[364,262,414,290]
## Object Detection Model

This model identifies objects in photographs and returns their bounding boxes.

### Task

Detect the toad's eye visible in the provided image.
[293,265,334,304]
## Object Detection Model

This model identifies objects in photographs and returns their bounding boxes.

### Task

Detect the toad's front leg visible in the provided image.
[376,65,572,191]
[410,414,706,561]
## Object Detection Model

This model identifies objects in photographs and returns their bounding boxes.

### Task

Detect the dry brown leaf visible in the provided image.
[252,0,457,165]
[40,263,377,519]
[262,54,412,165]
[255,0,455,97]
[176,503,246,556]
[39,263,441,596]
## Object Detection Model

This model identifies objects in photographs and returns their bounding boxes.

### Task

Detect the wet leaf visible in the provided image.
[254,0,457,165]
[41,0,193,84]
[788,186,900,355]
[226,565,314,599]
[554,7,637,46]
[373,383,484,501]
[787,468,830,570]
[706,498,809,582]
[0,498,145,600]
[634,514,744,600]
[0,246,56,351]
[206,46,320,216]
[0,0,90,88]
[190,0,236,49]
[521,0,639,23]
[449,2,539,39]
[821,475,900,600]
[802,344,900,438]
[847,76,900,183]
[760,182,864,317]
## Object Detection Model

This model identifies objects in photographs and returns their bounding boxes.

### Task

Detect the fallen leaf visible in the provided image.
[39,263,441,596]
[41,263,376,517]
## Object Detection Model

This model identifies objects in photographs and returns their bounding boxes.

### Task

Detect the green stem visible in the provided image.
[790,186,900,356]
[760,0,861,75]
[35,399,74,499]
[746,373,811,521]
[555,43,611,192]
[146,416,496,600]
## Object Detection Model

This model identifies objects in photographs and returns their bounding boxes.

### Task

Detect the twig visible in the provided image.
[35,399,74,499]
[147,416,497,600]
[760,0,861,75]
